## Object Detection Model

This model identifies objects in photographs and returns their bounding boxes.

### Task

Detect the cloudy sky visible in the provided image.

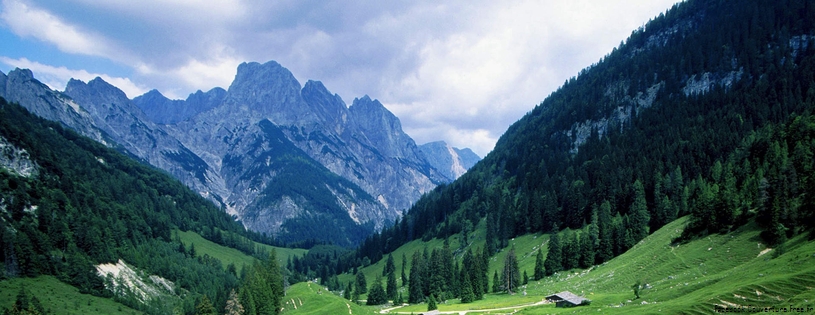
[0,0,679,157]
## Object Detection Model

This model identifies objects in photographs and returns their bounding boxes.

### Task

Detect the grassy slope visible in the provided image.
[344,217,815,314]
[281,282,377,315]
[0,276,141,315]
[175,230,306,273]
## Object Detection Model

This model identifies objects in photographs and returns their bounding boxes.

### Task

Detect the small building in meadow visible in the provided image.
[545,291,591,307]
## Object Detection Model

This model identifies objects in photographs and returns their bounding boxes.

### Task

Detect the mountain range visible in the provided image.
[0,61,480,246]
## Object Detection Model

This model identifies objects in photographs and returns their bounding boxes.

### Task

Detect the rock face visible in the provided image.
[132,88,226,124]
[0,69,107,144]
[419,141,481,180]
[0,61,478,246]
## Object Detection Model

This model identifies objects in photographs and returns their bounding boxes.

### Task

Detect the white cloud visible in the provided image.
[1,0,680,156]
[0,0,122,59]
[0,56,148,98]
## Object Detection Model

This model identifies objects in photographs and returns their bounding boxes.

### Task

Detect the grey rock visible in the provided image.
[419,141,481,180]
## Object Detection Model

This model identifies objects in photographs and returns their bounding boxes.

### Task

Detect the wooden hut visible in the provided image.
[545,291,591,307]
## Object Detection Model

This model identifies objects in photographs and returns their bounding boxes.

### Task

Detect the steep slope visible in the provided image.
[169,61,448,214]
[419,141,481,180]
[61,77,223,202]
[355,0,815,277]
[0,69,107,145]
[0,98,263,313]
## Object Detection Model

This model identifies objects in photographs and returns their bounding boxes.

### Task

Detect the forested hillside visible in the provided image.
[0,98,285,314]
[352,0,815,286]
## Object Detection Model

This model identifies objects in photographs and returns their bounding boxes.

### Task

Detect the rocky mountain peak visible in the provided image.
[348,95,418,159]
[301,80,348,130]
[66,77,145,121]
[223,61,313,126]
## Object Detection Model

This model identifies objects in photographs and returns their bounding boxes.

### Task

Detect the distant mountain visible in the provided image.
[0,61,480,246]
[419,141,481,180]
[132,87,226,124]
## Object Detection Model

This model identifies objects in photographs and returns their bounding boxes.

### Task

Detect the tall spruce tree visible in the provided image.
[597,201,615,264]
[386,270,398,301]
[383,253,395,276]
[408,251,424,303]
[500,246,521,294]
[533,247,545,280]
[355,271,367,295]
[544,232,562,276]
[401,253,408,287]
[630,180,650,241]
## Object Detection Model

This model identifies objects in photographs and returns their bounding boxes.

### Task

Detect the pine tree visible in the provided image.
[344,281,353,300]
[597,201,614,264]
[355,271,368,294]
[459,272,475,303]
[195,295,216,315]
[544,232,562,276]
[401,253,408,287]
[367,276,387,305]
[408,251,424,303]
[500,246,521,293]
[386,270,398,301]
[523,270,529,285]
[427,294,438,311]
[383,253,395,276]
[239,250,284,315]
[492,271,500,293]
[578,231,594,269]
[533,247,545,280]
[630,180,650,241]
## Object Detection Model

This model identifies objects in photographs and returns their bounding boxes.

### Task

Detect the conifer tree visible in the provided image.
[408,251,424,303]
[500,246,521,293]
[367,276,387,305]
[344,281,353,300]
[544,232,562,276]
[533,247,545,280]
[195,295,216,315]
[386,270,398,301]
[460,271,475,303]
[383,253,395,276]
[630,180,650,241]
[355,271,368,294]
[401,253,408,287]
[492,271,500,293]
[597,201,614,264]
[427,294,438,311]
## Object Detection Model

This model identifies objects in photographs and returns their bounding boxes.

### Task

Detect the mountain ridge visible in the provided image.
[0,60,481,246]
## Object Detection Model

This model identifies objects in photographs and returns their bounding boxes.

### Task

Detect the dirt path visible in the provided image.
[380,299,550,314]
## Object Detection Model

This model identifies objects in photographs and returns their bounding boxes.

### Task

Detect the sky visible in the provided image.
[0,0,680,157]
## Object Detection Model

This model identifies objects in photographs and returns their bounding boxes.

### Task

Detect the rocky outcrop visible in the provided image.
[0,69,107,144]
[419,141,481,180]
[63,78,224,202]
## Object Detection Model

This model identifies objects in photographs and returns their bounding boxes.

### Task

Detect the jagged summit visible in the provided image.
[3,60,479,246]
[132,87,225,124]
